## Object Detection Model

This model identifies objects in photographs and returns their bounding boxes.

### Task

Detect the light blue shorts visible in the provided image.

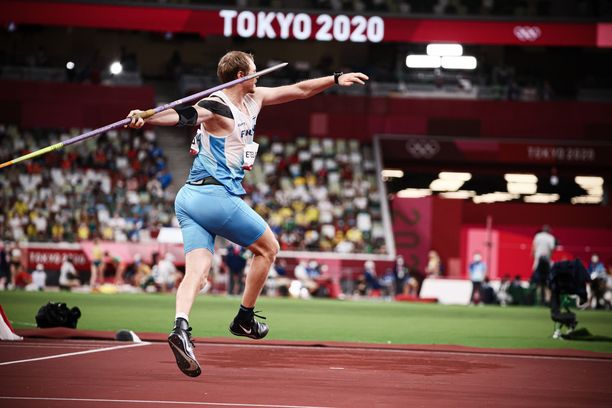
[174,184,268,254]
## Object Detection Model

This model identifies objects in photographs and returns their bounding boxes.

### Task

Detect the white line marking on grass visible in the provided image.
[10,320,37,326]
[0,396,335,408]
[0,342,150,366]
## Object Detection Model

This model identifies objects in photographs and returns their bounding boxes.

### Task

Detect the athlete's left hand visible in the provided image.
[126,110,146,128]
[337,72,369,86]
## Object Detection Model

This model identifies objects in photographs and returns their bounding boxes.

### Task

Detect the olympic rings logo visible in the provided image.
[405,138,440,159]
[513,26,542,42]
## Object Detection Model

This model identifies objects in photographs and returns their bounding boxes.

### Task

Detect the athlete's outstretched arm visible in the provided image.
[126,103,215,129]
[256,72,369,107]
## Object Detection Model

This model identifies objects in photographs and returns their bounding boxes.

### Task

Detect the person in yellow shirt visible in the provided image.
[77,222,90,241]
[51,222,64,242]
[90,238,103,287]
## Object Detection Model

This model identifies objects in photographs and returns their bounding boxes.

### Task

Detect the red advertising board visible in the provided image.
[391,197,433,273]
[23,245,89,272]
[21,242,186,272]
[597,23,612,47]
[1,1,609,47]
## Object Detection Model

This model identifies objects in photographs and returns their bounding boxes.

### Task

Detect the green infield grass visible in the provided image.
[2,291,612,353]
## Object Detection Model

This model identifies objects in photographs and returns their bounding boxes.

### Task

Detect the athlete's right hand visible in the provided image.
[126,110,146,128]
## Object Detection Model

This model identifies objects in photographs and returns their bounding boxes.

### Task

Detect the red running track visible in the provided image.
[0,338,611,408]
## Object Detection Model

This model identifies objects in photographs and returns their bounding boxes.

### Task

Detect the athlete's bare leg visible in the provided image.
[228,227,278,340]
[175,248,212,316]
[168,248,209,378]
[89,264,98,287]
[243,227,279,307]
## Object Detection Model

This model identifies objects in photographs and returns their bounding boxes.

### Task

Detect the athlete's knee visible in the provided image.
[267,238,280,264]
[271,238,280,256]
[198,272,209,291]
[184,249,212,281]
[266,237,279,260]
[254,237,279,263]
[184,264,209,281]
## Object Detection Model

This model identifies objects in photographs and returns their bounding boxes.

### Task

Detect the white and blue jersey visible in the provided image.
[187,91,260,196]
[175,90,267,254]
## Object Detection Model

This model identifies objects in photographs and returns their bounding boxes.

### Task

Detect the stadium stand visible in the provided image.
[243,136,386,254]
[0,122,386,254]
[0,124,175,243]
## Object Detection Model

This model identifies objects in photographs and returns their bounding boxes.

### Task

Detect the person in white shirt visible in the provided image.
[155,253,177,293]
[27,263,46,291]
[468,253,487,305]
[293,259,318,297]
[531,225,556,305]
[60,256,80,289]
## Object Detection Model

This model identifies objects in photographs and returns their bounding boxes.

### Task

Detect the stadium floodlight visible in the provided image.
[429,178,464,191]
[381,169,404,178]
[66,61,75,70]
[439,171,471,181]
[504,173,538,183]
[550,174,559,186]
[427,43,463,57]
[441,56,477,70]
[439,190,475,199]
[406,55,441,69]
[587,186,603,197]
[473,192,518,204]
[523,194,560,203]
[110,61,123,75]
[571,195,602,204]
[397,188,431,198]
[507,182,537,195]
[575,176,604,187]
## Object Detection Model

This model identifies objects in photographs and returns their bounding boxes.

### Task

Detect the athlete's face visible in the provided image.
[242,61,257,93]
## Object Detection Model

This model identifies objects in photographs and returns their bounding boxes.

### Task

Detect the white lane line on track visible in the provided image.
[0,342,150,366]
[2,340,128,347]
[0,344,104,349]
[199,342,612,363]
[0,396,335,408]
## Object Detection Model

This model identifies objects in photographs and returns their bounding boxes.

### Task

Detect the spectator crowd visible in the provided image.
[0,124,176,244]
[243,136,386,254]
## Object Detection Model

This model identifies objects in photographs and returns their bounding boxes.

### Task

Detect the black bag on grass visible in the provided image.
[35,302,81,329]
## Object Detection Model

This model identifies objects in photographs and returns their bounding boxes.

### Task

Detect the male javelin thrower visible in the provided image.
[127,51,368,377]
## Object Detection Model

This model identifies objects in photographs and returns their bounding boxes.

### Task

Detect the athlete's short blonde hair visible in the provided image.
[217,51,254,83]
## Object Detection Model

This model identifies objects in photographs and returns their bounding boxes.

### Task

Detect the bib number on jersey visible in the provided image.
[189,132,201,155]
[242,142,259,170]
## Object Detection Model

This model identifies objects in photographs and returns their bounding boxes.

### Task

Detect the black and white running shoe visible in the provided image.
[168,318,201,377]
[229,311,269,339]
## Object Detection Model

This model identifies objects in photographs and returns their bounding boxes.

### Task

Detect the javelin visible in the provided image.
[0,62,288,169]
